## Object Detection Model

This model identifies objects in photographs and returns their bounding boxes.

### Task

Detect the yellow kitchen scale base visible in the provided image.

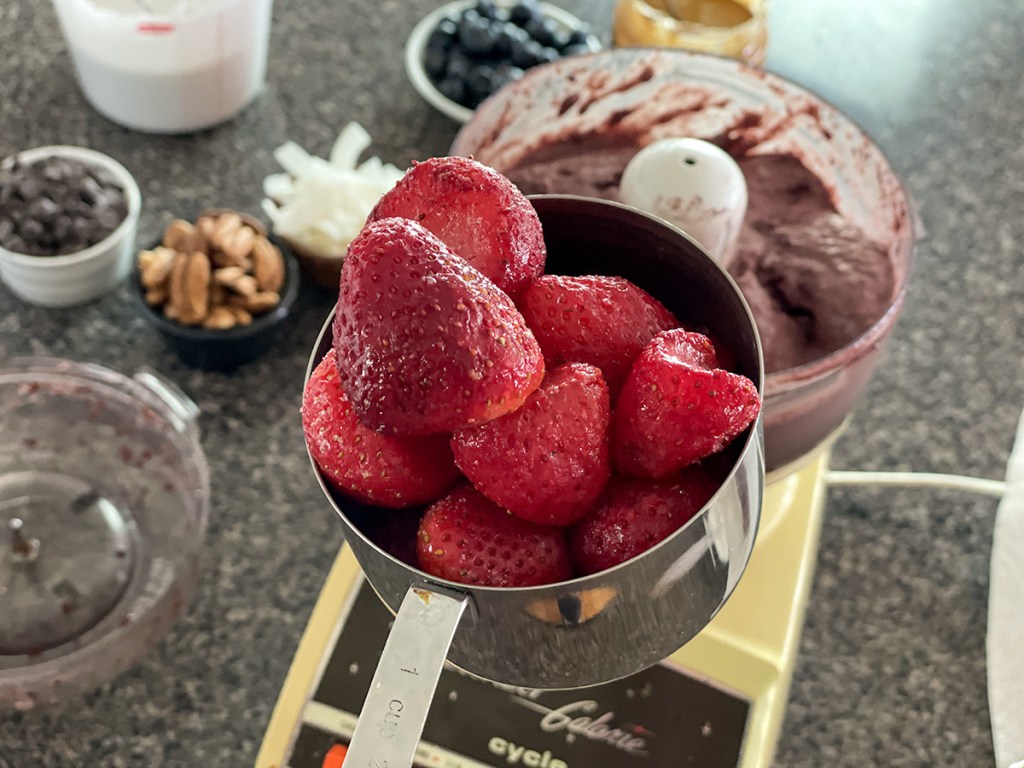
[257,451,830,768]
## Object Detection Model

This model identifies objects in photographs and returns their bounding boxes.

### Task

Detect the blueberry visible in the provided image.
[494,21,529,57]
[424,46,448,79]
[549,27,570,51]
[474,0,501,20]
[567,27,591,46]
[425,28,454,52]
[438,16,460,36]
[459,12,499,56]
[527,18,565,48]
[561,42,593,57]
[522,17,545,42]
[537,45,560,64]
[510,37,544,68]
[427,23,457,52]
[509,0,541,26]
[492,63,526,89]
[446,50,472,81]
[440,76,468,107]
[467,63,498,101]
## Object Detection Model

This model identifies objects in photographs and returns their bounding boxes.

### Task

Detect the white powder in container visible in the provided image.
[52,0,273,133]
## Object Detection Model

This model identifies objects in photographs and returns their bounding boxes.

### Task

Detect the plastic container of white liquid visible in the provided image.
[51,0,273,134]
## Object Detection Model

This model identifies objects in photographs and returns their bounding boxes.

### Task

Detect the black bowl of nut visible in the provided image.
[405,0,600,123]
[133,209,300,371]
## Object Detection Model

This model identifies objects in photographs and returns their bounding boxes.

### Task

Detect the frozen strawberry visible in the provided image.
[417,485,572,587]
[302,351,460,508]
[570,470,718,575]
[369,156,545,297]
[518,275,679,398]
[612,330,761,478]
[452,363,610,527]
[332,217,544,435]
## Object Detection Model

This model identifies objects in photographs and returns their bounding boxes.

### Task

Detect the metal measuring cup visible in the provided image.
[305,195,765,768]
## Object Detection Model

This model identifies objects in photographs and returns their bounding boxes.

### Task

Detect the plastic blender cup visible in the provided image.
[0,358,209,710]
[51,0,273,134]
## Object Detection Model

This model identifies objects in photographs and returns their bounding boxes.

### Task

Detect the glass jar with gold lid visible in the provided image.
[614,0,768,65]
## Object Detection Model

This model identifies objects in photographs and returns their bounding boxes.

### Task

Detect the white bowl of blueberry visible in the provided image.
[406,0,601,123]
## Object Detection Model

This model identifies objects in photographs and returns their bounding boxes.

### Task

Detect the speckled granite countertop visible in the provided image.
[1,0,1022,765]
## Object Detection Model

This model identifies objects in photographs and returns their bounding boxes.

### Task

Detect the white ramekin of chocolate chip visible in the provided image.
[0,145,141,307]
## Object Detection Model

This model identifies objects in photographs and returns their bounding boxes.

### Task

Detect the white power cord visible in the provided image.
[825,470,1006,498]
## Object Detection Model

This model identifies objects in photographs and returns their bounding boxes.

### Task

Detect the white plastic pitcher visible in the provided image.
[51,0,273,134]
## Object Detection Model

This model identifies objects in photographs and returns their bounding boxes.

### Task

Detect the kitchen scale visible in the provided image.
[256,448,831,768]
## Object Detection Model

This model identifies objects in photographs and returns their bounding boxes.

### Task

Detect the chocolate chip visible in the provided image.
[17,176,41,201]
[90,168,119,188]
[53,215,72,242]
[79,176,102,205]
[18,218,44,241]
[64,197,90,216]
[28,196,60,222]
[95,207,121,232]
[72,216,96,241]
[0,154,127,256]
[43,160,71,183]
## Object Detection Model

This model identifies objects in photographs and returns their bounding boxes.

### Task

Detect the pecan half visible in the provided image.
[215,268,258,297]
[170,251,211,326]
[211,213,243,251]
[138,246,176,289]
[252,236,285,292]
[144,287,168,306]
[202,307,237,330]
[199,208,266,236]
[162,219,194,251]
[242,291,280,314]
[228,306,253,326]
[221,225,256,265]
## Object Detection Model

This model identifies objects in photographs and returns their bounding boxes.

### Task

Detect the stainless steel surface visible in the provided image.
[345,588,468,768]
[306,196,765,689]
[7,518,39,563]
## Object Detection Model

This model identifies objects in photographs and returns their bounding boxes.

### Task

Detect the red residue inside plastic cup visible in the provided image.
[136,22,175,35]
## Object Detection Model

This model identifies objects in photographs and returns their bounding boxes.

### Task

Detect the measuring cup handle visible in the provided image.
[345,586,468,768]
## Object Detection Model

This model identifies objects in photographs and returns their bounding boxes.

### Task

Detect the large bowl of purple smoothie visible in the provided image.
[451,48,914,474]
